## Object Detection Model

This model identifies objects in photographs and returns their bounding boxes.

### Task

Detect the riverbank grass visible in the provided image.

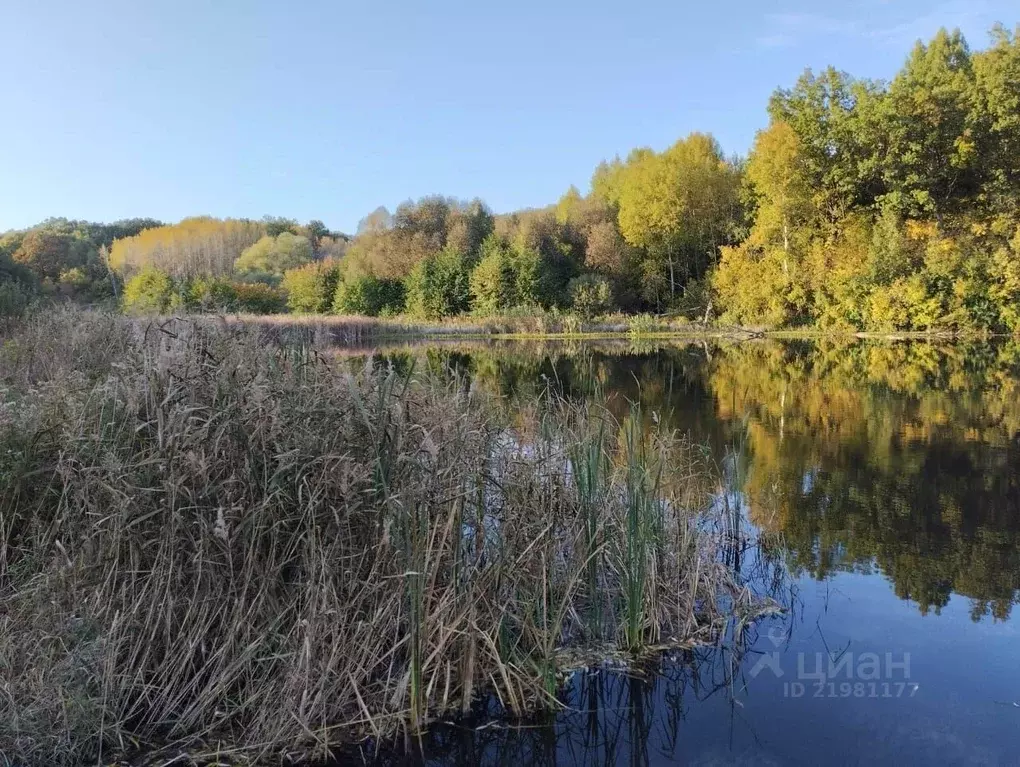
[0,309,756,765]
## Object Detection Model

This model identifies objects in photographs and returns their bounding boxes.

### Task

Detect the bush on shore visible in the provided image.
[121,270,286,314]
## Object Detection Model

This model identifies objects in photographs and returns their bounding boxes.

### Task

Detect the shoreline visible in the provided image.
[208,312,1015,345]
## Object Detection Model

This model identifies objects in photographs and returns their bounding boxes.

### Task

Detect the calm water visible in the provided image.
[356,338,1020,766]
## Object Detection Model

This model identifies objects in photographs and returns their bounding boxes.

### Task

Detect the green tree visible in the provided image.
[469,236,517,314]
[303,219,330,249]
[973,24,1020,211]
[262,216,299,237]
[333,274,405,316]
[882,28,981,219]
[0,250,36,316]
[616,133,740,307]
[405,247,471,319]
[769,67,874,226]
[122,267,176,314]
[235,232,314,277]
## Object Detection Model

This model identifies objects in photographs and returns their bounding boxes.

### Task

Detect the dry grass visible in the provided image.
[0,308,757,765]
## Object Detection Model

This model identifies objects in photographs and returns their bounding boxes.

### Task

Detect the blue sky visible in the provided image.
[0,0,1014,234]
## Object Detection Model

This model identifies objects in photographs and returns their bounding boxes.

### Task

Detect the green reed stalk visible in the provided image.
[622,404,657,650]
[570,414,609,640]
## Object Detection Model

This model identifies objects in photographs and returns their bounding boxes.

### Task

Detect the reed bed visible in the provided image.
[0,309,757,766]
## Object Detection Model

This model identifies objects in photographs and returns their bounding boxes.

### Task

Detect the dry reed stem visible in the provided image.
[0,308,759,766]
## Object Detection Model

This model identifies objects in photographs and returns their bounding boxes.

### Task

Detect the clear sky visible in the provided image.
[0,0,1015,234]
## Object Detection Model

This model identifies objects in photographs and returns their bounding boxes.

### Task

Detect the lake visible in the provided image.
[353,337,1020,766]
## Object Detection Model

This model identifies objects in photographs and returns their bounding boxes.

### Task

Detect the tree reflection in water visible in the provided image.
[333,336,1020,765]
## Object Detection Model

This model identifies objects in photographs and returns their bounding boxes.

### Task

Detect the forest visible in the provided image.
[2,25,1019,331]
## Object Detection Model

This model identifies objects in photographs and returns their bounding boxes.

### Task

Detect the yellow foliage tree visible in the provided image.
[109,217,264,278]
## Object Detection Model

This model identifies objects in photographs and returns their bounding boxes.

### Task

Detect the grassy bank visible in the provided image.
[0,309,758,765]
[186,312,1004,348]
[212,310,738,346]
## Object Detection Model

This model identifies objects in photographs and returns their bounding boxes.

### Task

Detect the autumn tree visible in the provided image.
[616,133,740,307]
[109,217,263,278]
[13,231,84,282]
[281,259,342,313]
[714,120,814,326]
[583,221,640,309]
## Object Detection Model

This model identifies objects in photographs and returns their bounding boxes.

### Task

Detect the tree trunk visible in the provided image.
[668,246,676,304]
[782,215,790,275]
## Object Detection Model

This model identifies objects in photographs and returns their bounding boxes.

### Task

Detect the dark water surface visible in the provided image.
[355,338,1020,766]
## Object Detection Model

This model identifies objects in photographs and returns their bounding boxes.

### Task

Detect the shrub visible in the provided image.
[333,274,405,316]
[0,254,37,317]
[628,313,662,336]
[281,259,342,313]
[122,267,175,314]
[186,277,239,312]
[57,266,90,291]
[0,281,32,318]
[567,274,614,319]
[232,282,286,314]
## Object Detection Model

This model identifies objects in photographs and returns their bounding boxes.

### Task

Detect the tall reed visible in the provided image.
[568,404,611,640]
[0,308,757,766]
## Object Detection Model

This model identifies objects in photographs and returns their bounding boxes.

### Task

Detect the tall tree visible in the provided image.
[743,121,814,269]
[616,133,740,306]
[769,67,882,226]
[109,217,264,278]
[883,28,980,219]
[973,24,1020,213]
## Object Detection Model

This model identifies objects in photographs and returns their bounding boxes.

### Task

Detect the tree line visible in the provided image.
[0,217,161,314]
[2,25,1018,329]
[716,25,1020,331]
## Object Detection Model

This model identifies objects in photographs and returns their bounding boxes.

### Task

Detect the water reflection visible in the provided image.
[345,338,1020,765]
[368,641,766,767]
[377,338,1020,623]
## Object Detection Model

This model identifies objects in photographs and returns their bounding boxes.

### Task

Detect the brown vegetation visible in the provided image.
[0,309,758,765]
